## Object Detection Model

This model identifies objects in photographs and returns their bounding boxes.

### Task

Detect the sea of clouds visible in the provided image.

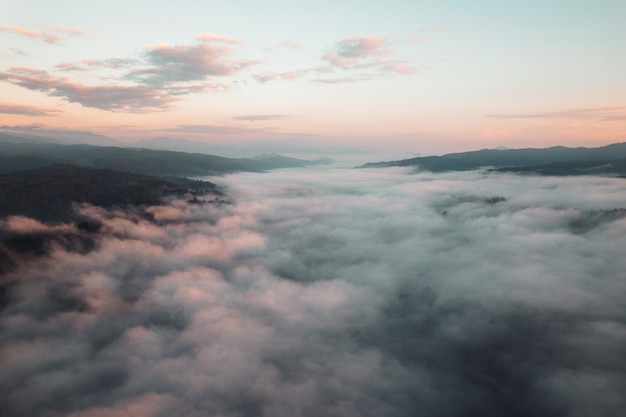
[1,167,625,417]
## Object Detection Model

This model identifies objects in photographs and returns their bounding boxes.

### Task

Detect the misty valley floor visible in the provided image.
[1,167,626,417]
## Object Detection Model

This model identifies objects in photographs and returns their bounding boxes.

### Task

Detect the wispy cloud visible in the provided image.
[337,35,391,58]
[44,26,94,36]
[251,69,310,83]
[123,34,256,88]
[2,33,245,112]
[9,48,28,56]
[320,35,416,76]
[233,114,288,121]
[0,67,177,112]
[488,107,626,121]
[0,24,91,44]
[1,29,422,110]
[0,25,61,44]
[279,40,306,51]
[404,24,442,44]
[164,123,278,136]
[314,75,373,84]
[195,32,244,44]
[254,35,418,85]
[251,71,279,83]
[0,102,62,116]
[146,122,312,142]
[322,35,389,68]
[381,62,416,75]
[55,58,139,72]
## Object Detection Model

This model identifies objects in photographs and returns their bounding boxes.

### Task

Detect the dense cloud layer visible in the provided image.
[1,168,626,416]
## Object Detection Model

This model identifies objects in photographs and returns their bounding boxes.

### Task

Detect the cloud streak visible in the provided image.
[0,67,178,112]
[233,114,288,121]
[488,107,626,121]
[320,35,416,77]
[0,102,62,116]
[252,69,310,83]
[0,25,90,44]
[1,168,626,416]
[253,34,420,84]
[55,58,139,72]
[0,33,248,111]
[2,30,424,110]
[0,25,61,44]
[128,36,254,87]
[0,61,231,112]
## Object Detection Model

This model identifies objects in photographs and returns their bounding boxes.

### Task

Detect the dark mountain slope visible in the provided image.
[0,164,223,274]
[0,142,330,177]
[0,164,220,222]
[493,158,626,176]
[360,142,626,175]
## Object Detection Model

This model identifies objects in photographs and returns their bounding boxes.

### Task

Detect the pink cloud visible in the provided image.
[322,53,358,68]
[1,25,91,44]
[0,68,177,112]
[252,69,309,83]
[314,75,372,84]
[7,67,47,75]
[3,32,251,112]
[252,71,279,83]
[0,25,61,44]
[55,62,89,72]
[382,62,416,75]
[56,58,139,72]
[335,35,390,58]
[257,34,421,85]
[166,80,231,95]
[281,70,308,80]
[0,216,73,233]
[488,107,626,121]
[2,33,241,112]
[196,32,244,44]
[321,36,391,71]
[128,40,254,86]
[233,114,287,121]
[44,26,93,36]
[162,123,280,137]
[318,35,415,78]
[320,54,415,75]
[0,102,62,116]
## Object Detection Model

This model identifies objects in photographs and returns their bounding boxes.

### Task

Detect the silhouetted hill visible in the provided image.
[0,164,225,274]
[493,159,626,176]
[360,142,626,176]
[132,136,362,158]
[0,131,61,144]
[0,142,331,177]
[250,154,333,168]
[0,164,220,222]
[0,129,123,146]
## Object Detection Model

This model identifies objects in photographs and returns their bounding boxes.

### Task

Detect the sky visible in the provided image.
[1,0,625,154]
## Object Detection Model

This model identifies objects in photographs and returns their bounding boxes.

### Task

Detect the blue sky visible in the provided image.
[1,0,625,153]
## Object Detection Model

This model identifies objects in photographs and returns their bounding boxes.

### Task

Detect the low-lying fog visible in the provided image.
[2,167,625,417]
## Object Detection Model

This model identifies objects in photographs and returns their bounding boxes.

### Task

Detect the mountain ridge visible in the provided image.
[359,142,626,176]
[0,141,331,177]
